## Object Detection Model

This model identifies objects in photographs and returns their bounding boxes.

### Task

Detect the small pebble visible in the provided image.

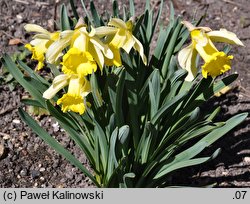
[31,170,40,179]
[16,14,23,23]
[52,122,60,132]
[12,119,21,124]
[20,169,27,176]
[3,134,11,140]
[39,167,46,172]
[243,157,250,164]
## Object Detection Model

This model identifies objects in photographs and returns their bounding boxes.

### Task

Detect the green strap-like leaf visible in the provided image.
[46,101,95,165]
[129,0,135,16]
[154,113,247,180]
[152,91,187,125]
[2,54,46,107]
[115,69,125,126]
[69,0,79,20]
[17,60,50,86]
[161,20,182,78]
[60,4,71,31]
[153,149,220,180]
[21,98,44,108]
[112,0,119,18]
[90,0,102,26]
[18,108,99,187]
[90,71,103,108]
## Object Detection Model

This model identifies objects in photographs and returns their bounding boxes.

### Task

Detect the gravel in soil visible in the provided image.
[0,0,250,187]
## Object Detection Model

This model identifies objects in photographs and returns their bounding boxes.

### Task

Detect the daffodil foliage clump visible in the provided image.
[2,0,247,187]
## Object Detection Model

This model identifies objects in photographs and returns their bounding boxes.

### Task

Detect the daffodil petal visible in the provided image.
[88,43,104,70]
[104,45,122,67]
[90,26,117,37]
[90,38,113,59]
[46,37,70,63]
[30,38,47,47]
[191,30,208,47]
[43,74,69,99]
[108,18,127,29]
[60,30,74,38]
[110,29,127,49]
[207,29,244,46]
[33,34,51,40]
[67,76,82,95]
[178,44,198,81]
[133,36,147,65]
[24,24,49,34]
[72,32,88,51]
[122,33,135,54]
[182,21,212,32]
[81,79,91,97]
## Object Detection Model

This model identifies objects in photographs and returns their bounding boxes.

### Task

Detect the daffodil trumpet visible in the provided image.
[43,74,91,115]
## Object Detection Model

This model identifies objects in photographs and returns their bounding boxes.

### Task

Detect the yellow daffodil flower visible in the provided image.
[178,21,244,81]
[24,24,59,70]
[43,74,91,115]
[46,19,113,70]
[57,76,90,115]
[93,18,147,65]
[61,47,97,77]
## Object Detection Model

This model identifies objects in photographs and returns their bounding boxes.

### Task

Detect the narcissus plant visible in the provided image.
[2,0,247,187]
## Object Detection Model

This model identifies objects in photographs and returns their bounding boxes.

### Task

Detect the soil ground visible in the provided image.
[0,0,250,187]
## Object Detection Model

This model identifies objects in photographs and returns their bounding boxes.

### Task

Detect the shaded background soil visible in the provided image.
[0,0,250,187]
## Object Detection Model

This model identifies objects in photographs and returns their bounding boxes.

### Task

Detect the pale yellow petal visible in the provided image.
[108,18,127,29]
[67,76,82,95]
[133,36,147,65]
[46,37,70,63]
[89,26,117,38]
[74,17,86,29]
[110,29,127,49]
[178,44,198,81]
[90,37,113,59]
[91,44,105,69]
[104,45,122,67]
[60,30,74,38]
[81,79,91,97]
[182,21,211,32]
[24,24,49,34]
[72,33,88,51]
[30,38,48,47]
[122,33,135,54]
[43,74,69,99]
[33,34,51,40]
[191,30,208,47]
[207,29,244,46]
